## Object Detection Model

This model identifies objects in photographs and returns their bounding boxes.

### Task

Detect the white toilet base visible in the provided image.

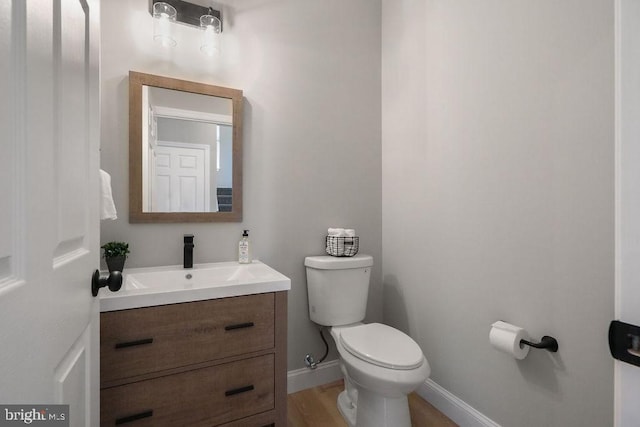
[337,390,356,427]
[355,388,412,427]
[337,386,412,427]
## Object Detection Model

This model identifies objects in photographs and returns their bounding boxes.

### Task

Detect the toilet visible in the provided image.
[305,254,430,427]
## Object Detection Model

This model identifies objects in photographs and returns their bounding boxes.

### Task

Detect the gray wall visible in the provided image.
[100,0,382,370]
[218,125,233,188]
[381,1,614,426]
[157,118,217,147]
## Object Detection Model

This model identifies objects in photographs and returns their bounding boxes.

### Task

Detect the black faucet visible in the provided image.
[184,234,194,269]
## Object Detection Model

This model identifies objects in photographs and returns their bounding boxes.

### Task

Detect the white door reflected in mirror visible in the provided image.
[141,85,233,213]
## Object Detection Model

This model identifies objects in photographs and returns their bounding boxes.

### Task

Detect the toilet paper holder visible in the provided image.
[520,336,559,352]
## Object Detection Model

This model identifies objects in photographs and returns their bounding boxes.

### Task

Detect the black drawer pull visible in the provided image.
[114,338,154,349]
[224,322,254,331]
[225,384,254,396]
[115,410,153,425]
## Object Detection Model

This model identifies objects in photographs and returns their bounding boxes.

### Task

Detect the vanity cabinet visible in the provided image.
[100,292,287,426]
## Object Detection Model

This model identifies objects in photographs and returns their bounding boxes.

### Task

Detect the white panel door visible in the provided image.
[0,1,100,425]
[152,142,211,212]
[616,1,640,426]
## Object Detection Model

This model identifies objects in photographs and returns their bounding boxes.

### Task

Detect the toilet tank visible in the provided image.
[305,254,373,326]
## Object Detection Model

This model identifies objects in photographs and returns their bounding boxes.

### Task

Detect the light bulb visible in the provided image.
[200,15,221,56]
[153,2,177,47]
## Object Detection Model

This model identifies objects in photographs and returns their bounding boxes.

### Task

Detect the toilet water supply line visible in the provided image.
[304,328,329,370]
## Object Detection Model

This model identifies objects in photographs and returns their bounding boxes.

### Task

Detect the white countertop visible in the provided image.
[99,260,291,312]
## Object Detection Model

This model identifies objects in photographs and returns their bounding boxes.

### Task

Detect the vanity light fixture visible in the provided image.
[200,14,222,56]
[152,2,177,47]
[150,0,223,53]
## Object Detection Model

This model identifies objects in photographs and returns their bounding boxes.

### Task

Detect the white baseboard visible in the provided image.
[416,379,500,427]
[287,359,342,394]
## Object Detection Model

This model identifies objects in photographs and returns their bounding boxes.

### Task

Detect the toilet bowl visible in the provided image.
[304,254,431,427]
[330,323,430,427]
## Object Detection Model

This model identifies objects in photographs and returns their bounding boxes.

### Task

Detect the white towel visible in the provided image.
[344,229,356,237]
[327,228,347,255]
[100,169,118,220]
[328,228,346,237]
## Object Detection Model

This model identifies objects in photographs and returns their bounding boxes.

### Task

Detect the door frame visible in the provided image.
[614,0,640,425]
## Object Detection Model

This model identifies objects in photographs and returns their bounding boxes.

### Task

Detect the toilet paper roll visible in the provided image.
[489,321,530,360]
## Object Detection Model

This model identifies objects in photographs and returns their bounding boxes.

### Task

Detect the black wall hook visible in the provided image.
[91,269,123,297]
[520,336,559,352]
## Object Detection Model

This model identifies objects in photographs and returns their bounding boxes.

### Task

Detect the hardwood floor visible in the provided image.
[288,380,458,427]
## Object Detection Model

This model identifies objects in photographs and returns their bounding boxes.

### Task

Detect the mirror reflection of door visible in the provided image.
[152,141,211,212]
[141,85,233,213]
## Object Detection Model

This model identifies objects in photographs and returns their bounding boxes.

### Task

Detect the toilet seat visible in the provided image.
[339,323,424,370]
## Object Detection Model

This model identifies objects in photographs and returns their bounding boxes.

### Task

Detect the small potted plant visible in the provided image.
[101,241,130,273]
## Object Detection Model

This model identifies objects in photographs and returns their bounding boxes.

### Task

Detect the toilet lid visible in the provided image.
[339,323,424,370]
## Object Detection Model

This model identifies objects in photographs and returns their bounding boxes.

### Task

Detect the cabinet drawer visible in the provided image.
[101,354,274,427]
[101,293,274,383]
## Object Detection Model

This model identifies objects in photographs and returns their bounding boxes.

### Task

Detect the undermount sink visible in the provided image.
[99,260,291,312]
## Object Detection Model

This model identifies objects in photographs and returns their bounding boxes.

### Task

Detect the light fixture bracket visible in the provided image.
[149,0,222,31]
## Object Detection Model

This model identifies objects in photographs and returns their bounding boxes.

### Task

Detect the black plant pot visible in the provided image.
[105,256,126,273]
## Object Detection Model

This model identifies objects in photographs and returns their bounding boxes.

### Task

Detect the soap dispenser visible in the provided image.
[238,230,251,264]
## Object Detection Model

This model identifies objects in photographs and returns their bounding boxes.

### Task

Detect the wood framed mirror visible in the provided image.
[129,71,243,223]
